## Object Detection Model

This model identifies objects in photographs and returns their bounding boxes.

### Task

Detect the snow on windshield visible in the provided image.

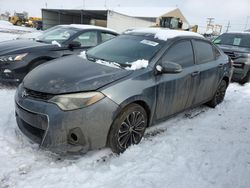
[79,51,149,70]
[51,40,61,47]
[125,59,149,70]
[79,51,87,59]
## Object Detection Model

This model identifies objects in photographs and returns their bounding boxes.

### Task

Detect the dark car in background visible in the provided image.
[0,24,118,83]
[214,31,250,84]
[15,28,232,154]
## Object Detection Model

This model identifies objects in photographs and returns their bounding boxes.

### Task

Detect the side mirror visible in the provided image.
[68,41,81,49]
[156,61,182,74]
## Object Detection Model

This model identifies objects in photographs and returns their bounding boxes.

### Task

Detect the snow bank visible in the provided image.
[0,33,19,42]
[0,20,12,27]
[17,31,43,40]
[125,59,149,70]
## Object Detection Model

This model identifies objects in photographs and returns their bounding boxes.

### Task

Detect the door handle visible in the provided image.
[191,71,200,77]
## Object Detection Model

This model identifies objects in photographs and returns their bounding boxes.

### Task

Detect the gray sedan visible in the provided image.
[15,28,233,154]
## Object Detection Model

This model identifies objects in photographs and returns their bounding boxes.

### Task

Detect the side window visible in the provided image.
[101,32,116,42]
[194,40,215,64]
[73,31,98,47]
[163,40,194,68]
[213,46,221,59]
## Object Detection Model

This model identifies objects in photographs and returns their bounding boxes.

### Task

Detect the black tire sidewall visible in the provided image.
[207,80,227,108]
[108,103,148,154]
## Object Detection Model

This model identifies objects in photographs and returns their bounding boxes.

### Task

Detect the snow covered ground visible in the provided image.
[0,28,250,188]
[0,20,36,42]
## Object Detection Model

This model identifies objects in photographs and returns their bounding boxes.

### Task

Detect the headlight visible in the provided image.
[49,92,105,111]
[0,53,28,62]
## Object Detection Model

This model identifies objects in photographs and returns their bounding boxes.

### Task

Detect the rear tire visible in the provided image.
[108,103,147,154]
[207,80,227,108]
[16,21,22,26]
[239,70,250,85]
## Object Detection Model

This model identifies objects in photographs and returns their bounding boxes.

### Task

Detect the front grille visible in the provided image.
[25,88,54,101]
[16,103,48,144]
[17,117,45,144]
[224,51,237,60]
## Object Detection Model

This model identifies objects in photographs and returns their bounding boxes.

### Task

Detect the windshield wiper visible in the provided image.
[86,52,124,69]
[36,39,46,43]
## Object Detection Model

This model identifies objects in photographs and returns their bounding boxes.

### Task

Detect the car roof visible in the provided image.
[58,24,118,34]
[225,31,250,35]
[125,28,204,41]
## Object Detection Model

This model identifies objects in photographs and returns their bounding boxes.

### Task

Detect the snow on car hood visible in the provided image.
[23,55,133,94]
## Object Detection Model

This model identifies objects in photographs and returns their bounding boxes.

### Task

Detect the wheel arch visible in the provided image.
[106,99,152,147]
[29,56,54,70]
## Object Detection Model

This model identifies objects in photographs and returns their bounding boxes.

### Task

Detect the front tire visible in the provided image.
[108,103,147,154]
[207,80,227,108]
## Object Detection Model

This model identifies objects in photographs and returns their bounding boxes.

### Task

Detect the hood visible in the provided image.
[0,39,59,56]
[218,44,250,53]
[23,55,132,94]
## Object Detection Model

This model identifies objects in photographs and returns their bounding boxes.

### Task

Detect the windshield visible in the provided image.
[37,27,78,44]
[214,33,250,48]
[87,35,164,66]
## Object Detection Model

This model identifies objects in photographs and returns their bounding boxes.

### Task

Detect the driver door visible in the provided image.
[154,40,196,120]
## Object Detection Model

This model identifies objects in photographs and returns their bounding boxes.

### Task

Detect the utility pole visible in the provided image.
[245,16,249,30]
[207,17,215,25]
[206,18,215,33]
[225,21,231,33]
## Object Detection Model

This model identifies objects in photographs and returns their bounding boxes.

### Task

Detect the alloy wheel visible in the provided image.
[215,81,227,104]
[118,111,146,149]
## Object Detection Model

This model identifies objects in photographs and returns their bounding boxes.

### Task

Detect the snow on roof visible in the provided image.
[112,7,177,18]
[127,28,204,41]
[227,31,250,34]
[68,24,117,33]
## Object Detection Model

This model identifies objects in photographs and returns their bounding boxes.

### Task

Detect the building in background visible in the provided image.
[41,7,189,33]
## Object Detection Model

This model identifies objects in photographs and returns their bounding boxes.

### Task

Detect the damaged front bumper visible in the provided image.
[15,85,120,154]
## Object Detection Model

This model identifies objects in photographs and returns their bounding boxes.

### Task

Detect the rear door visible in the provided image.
[188,39,222,105]
[154,39,196,120]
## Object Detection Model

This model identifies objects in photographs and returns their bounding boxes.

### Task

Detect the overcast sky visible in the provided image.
[0,0,249,32]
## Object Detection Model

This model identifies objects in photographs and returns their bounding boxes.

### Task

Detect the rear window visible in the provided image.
[214,33,250,48]
[194,40,215,64]
[163,40,194,68]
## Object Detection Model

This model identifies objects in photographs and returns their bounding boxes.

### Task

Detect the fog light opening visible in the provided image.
[71,133,78,142]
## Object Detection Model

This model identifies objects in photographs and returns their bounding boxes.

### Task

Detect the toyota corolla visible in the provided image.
[15,28,233,154]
